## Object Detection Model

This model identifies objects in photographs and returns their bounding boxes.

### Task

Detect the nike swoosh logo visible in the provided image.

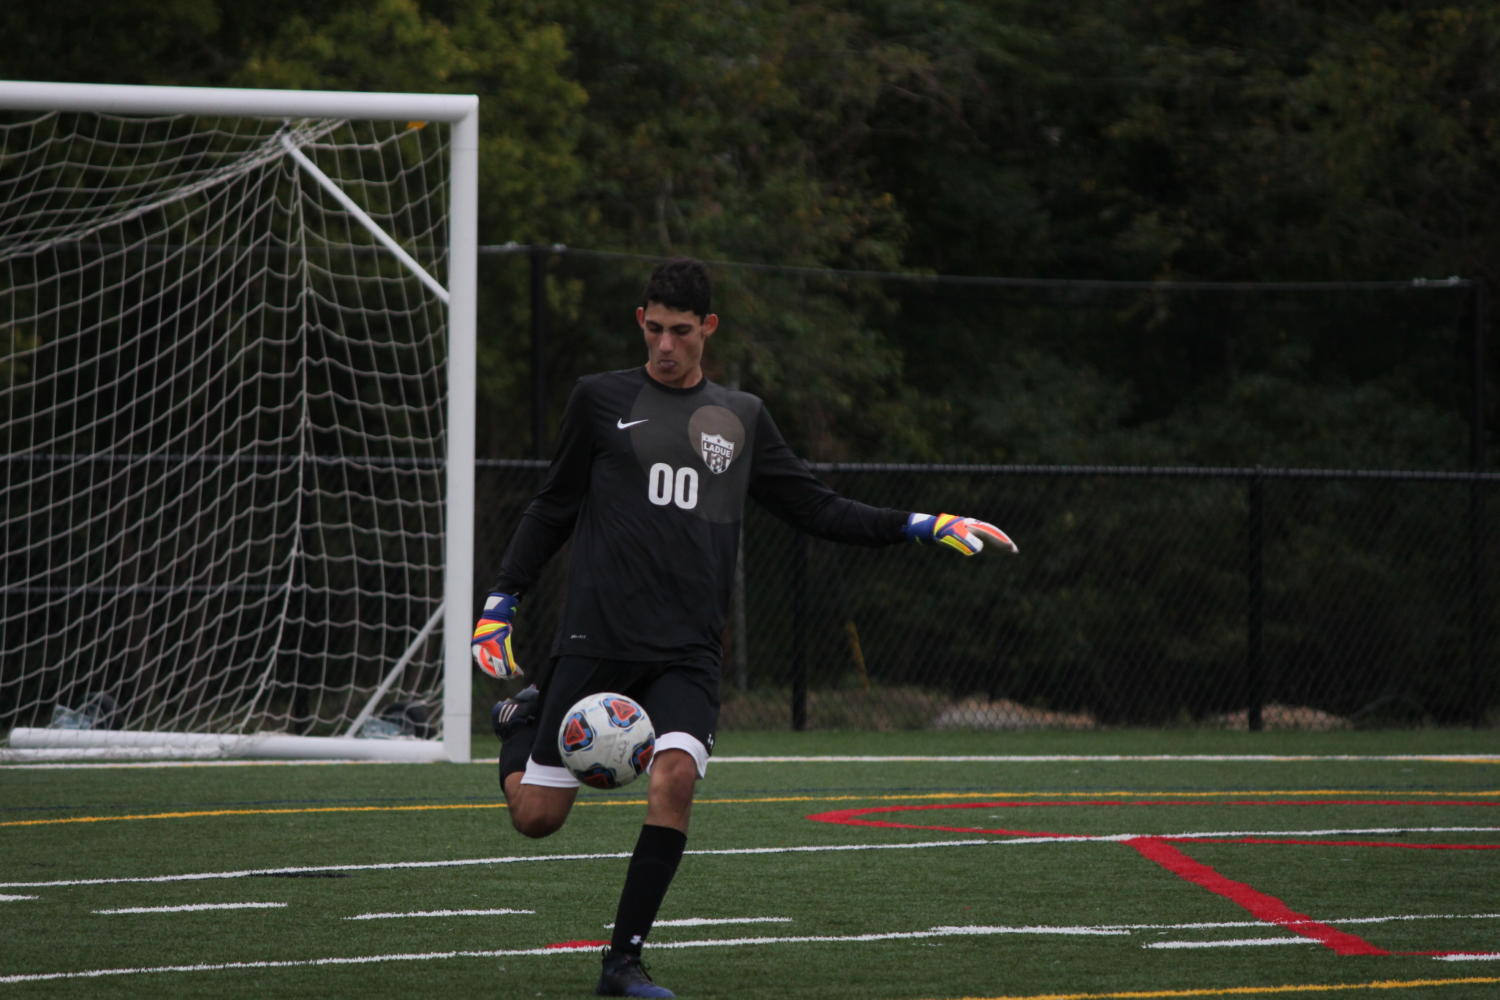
[617,418,649,430]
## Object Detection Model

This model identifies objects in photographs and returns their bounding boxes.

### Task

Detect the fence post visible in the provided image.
[529,245,549,459]
[1246,470,1265,732]
[791,531,809,730]
[1470,278,1491,727]
[1470,481,1487,727]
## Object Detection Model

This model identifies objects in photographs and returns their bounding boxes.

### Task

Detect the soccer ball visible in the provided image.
[557,692,656,790]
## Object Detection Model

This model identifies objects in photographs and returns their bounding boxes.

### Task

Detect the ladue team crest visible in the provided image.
[700,432,735,474]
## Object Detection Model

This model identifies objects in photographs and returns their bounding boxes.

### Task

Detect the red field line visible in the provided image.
[809,797,1500,958]
[1124,836,1388,956]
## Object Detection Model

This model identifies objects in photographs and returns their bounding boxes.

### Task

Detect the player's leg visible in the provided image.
[606,746,698,947]
[597,663,717,998]
[492,683,541,784]
[642,746,697,832]
[492,657,597,838]
[504,769,578,839]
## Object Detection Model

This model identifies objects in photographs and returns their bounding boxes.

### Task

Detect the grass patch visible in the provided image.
[2,731,1498,998]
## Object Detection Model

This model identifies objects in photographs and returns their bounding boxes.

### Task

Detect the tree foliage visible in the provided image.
[3,0,1493,467]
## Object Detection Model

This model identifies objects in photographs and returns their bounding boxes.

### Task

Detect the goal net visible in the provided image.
[1,83,478,762]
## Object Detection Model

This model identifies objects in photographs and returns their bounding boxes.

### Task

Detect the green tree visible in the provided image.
[6,1,1495,465]
[518,1,946,459]
[1287,7,1500,282]
[1,0,225,84]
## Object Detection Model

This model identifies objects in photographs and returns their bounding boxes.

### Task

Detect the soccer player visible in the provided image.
[473,257,1015,998]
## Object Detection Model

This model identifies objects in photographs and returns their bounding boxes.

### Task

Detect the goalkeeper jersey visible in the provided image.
[492,366,909,665]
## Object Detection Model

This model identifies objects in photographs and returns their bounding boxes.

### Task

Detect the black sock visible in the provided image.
[609,824,687,956]
[498,722,537,789]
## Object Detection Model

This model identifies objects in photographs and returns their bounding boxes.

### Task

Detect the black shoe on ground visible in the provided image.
[596,948,674,998]
[490,684,539,741]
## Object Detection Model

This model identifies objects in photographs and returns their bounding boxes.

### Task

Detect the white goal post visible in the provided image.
[1,82,479,762]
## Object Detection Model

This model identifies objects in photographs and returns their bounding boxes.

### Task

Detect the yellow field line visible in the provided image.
[926,974,1500,999]
[4,788,1497,829]
[704,790,1500,802]
[0,803,507,828]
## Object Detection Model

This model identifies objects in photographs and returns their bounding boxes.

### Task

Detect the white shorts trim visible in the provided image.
[519,759,578,789]
[519,732,710,789]
[652,732,710,779]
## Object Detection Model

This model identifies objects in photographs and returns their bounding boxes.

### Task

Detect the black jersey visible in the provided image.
[493,367,908,664]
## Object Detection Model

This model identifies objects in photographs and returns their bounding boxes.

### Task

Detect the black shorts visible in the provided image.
[526,655,720,778]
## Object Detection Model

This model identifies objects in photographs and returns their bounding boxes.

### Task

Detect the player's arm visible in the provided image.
[747,407,909,545]
[747,407,1017,555]
[473,381,595,679]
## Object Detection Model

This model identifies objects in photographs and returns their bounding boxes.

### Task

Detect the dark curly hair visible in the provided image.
[641,257,711,318]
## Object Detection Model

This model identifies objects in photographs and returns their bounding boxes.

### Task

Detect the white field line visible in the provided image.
[6,826,1500,890]
[1136,912,1500,952]
[1113,913,1500,932]
[345,908,532,920]
[5,752,1499,771]
[1145,937,1318,949]
[0,758,398,771]
[8,916,1500,986]
[0,924,1127,985]
[1436,953,1500,961]
[712,754,1500,764]
[93,902,287,915]
[0,895,37,902]
[629,917,793,928]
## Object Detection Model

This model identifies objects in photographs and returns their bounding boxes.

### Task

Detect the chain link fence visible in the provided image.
[8,242,1488,739]
[470,248,1494,733]
[475,461,1498,732]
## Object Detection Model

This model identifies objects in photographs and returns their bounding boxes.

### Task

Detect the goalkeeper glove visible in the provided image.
[472,592,522,679]
[904,512,1018,556]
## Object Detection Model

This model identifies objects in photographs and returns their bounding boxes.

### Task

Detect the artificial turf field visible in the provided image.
[3,728,1499,999]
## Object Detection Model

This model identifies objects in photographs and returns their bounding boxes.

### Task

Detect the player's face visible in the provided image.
[638,303,717,389]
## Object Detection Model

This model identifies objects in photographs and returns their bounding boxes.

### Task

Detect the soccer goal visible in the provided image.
[0,82,479,763]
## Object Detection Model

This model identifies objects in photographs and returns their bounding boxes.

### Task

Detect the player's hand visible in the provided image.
[472,592,522,679]
[904,512,1018,556]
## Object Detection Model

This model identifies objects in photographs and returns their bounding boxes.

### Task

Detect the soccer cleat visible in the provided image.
[490,684,540,742]
[596,948,674,998]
